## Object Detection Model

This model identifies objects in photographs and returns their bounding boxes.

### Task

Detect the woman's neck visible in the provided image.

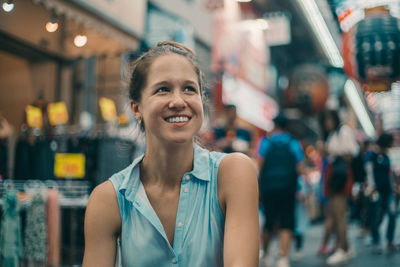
[141,141,194,188]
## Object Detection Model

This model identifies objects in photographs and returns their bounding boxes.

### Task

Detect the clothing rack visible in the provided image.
[0,179,90,207]
[0,179,90,265]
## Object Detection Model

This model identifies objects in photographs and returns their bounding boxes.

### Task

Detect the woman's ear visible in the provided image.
[130,100,142,122]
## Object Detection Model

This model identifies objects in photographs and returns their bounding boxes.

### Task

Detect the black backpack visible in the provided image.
[329,156,348,193]
[259,138,298,195]
[371,152,392,194]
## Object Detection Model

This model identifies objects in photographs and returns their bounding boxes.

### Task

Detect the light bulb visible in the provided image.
[46,22,58,32]
[2,2,14,12]
[74,34,87,47]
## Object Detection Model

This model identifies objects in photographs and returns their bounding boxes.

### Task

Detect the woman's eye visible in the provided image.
[184,86,196,93]
[155,87,169,93]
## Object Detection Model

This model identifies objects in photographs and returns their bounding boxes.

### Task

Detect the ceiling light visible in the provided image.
[46,9,58,33]
[74,34,87,47]
[2,0,14,12]
[344,79,375,137]
[297,0,344,67]
[46,22,58,32]
[236,0,252,2]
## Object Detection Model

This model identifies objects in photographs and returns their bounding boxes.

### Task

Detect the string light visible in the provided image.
[74,34,87,47]
[46,21,58,32]
[46,9,58,33]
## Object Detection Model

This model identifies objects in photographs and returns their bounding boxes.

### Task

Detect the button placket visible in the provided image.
[172,175,190,254]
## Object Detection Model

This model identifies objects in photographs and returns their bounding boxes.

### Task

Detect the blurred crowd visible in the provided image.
[199,105,400,267]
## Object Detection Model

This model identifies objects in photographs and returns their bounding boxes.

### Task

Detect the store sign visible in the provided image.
[47,102,69,126]
[54,153,85,179]
[222,74,278,131]
[145,5,195,49]
[99,97,117,121]
[264,14,291,46]
[70,0,146,36]
[25,105,43,129]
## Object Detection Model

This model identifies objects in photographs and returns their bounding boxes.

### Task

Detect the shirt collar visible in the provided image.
[119,143,211,202]
[119,153,144,203]
[190,143,211,181]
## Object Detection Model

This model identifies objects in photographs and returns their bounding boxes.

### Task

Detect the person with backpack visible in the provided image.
[321,110,358,265]
[350,139,374,236]
[365,132,397,253]
[258,112,304,267]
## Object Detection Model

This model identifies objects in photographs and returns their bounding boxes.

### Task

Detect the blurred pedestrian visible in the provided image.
[293,175,311,261]
[258,112,305,267]
[365,132,397,253]
[319,110,358,265]
[83,41,259,267]
[213,104,253,155]
[351,139,374,237]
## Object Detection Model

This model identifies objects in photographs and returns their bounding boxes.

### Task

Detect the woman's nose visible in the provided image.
[168,92,187,109]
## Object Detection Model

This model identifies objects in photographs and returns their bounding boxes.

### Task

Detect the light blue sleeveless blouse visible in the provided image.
[109,144,226,267]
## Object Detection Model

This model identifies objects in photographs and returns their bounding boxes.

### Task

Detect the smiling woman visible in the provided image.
[82,41,260,267]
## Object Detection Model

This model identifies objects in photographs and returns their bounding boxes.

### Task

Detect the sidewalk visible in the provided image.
[261,219,400,267]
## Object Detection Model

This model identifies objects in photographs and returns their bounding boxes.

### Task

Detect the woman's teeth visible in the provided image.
[166,116,189,123]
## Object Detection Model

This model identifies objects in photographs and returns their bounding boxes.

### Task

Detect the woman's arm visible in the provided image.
[218,153,259,267]
[82,181,121,267]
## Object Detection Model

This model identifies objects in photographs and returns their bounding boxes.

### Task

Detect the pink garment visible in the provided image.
[46,189,61,267]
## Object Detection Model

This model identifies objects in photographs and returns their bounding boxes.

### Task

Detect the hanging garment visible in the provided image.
[32,138,55,180]
[0,138,8,179]
[24,192,47,262]
[46,189,61,267]
[0,189,23,267]
[14,138,35,180]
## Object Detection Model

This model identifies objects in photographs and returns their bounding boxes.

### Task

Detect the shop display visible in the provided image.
[0,180,89,266]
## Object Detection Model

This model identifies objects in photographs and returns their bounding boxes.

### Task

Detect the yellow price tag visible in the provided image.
[54,153,85,179]
[25,105,43,128]
[47,102,69,126]
[99,97,117,121]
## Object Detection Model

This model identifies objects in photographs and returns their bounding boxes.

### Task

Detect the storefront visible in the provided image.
[0,1,146,265]
[0,0,145,132]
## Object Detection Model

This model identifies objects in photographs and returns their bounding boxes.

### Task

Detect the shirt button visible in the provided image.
[185,175,190,180]
[172,258,177,264]
[177,222,183,227]
[184,187,189,193]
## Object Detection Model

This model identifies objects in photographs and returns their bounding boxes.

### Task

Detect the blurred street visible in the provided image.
[263,220,400,267]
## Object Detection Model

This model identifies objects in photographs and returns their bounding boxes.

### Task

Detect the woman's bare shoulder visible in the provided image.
[85,181,121,233]
[219,152,257,176]
[217,153,258,204]
[88,181,118,207]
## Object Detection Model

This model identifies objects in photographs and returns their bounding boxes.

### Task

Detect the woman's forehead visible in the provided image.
[146,54,198,83]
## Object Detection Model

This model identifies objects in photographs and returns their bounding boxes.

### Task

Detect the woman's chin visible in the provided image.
[165,135,194,145]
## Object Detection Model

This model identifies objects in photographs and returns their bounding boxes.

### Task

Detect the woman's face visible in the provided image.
[131,54,204,145]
